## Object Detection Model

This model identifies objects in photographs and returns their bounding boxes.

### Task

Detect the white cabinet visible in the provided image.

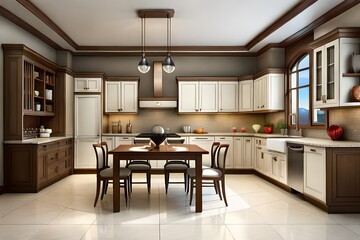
[178,81,198,112]
[269,152,287,185]
[254,138,266,173]
[199,82,218,112]
[102,136,115,166]
[239,80,253,112]
[234,137,253,168]
[219,81,238,112]
[304,146,326,203]
[313,39,339,108]
[253,73,284,111]
[74,77,102,92]
[105,81,138,113]
[74,138,99,169]
[189,136,215,167]
[215,136,234,168]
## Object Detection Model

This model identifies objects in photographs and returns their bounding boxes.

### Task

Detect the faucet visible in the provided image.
[288,113,302,136]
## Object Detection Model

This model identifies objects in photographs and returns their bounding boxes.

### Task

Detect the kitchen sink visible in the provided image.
[266,138,289,153]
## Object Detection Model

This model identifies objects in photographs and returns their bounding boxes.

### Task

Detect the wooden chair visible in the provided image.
[187,144,229,206]
[126,138,152,193]
[186,141,220,194]
[163,137,188,193]
[93,142,131,207]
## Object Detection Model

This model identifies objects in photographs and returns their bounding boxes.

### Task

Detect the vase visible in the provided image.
[349,53,360,73]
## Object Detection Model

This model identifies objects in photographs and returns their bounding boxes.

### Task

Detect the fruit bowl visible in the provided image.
[327,124,344,140]
[252,124,261,133]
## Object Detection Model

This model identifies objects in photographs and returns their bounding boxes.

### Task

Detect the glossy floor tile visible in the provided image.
[0,174,360,239]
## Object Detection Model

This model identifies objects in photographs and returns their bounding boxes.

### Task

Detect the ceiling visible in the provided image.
[0,0,356,55]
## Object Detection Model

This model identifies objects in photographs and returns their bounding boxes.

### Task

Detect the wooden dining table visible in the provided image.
[109,144,209,213]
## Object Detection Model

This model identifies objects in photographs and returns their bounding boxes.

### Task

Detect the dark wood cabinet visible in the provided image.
[4,138,73,193]
[326,148,360,213]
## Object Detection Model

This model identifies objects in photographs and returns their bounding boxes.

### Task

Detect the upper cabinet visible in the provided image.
[219,81,238,112]
[74,77,102,93]
[177,77,238,113]
[105,77,139,113]
[239,78,254,112]
[2,44,69,140]
[313,39,339,108]
[311,29,360,108]
[253,70,284,112]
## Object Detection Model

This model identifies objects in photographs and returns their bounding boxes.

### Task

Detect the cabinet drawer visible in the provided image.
[47,162,59,179]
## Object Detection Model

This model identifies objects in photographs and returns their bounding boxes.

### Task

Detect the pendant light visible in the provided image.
[162,17,175,73]
[138,17,150,73]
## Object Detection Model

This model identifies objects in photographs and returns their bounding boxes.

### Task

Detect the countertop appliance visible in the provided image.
[287,143,304,193]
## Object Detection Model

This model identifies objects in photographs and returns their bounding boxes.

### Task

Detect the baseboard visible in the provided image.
[226,169,255,174]
[73,169,96,174]
[254,170,292,192]
[0,186,4,195]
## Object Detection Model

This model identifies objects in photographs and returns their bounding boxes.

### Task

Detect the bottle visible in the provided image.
[112,122,119,133]
[118,120,122,133]
[126,119,132,133]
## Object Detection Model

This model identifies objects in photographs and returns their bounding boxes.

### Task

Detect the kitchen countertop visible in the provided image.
[4,136,73,145]
[101,132,360,148]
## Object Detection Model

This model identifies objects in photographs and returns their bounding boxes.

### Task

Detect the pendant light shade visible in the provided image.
[138,17,150,73]
[163,17,175,73]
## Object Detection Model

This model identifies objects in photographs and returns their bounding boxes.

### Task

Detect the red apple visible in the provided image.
[264,126,273,134]
[327,125,344,140]
[241,127,246,132]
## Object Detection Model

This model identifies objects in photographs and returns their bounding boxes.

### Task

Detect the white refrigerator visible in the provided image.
[74,95,101,169]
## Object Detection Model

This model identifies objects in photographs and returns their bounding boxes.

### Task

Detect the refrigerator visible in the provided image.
[74,95,101,169]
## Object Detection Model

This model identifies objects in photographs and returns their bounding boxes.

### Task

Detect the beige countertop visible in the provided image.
[101,132,289,138]
[284,137,360,148]
[4,136,73,145]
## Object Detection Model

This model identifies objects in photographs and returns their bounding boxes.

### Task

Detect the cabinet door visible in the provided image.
[233,138,243,168]
[74,78,101,92]
[74,138,99,169]
[239,80,253,112]
[102,136,115,166]
[255,145,264,172]
[242,137,253,168]
[189,136,215,167]
[115,136,134,167]
[313,46,324,107]
[253,77,265,111]
[323,39,339,106]
[121,81,138,113]
[304,146,326,202]
[278,154,287,184]
[105,81,121,113]
[199,82,218,112]
[215,136,233,168]
[219,82,238,112]
[75,95,101,137]
[263,152,272,176]
[178,81,198,112]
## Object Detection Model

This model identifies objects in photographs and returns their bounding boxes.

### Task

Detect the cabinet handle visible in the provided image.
[273,157,277,161]
[257,147,261,149]
[220,138,225,140]
[195,138,209,140]
[261,105,264,108]
[195,109,199,112]
[123,138,129,139]
[246,139,251,142]
[310,149,316,152]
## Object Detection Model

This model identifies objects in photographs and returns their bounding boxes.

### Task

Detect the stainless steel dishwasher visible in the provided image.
[287,143,304,193]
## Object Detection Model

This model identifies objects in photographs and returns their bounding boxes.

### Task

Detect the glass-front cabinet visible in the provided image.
[313,39,339,108]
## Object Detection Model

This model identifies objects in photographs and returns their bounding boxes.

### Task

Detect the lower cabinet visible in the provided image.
[304,146,326,203]
[254,138,266,173]
[189,136,215,167]
[233,137,253,168]
[269,151,287,185]
[215,136,234,168]
[4,138,73,193]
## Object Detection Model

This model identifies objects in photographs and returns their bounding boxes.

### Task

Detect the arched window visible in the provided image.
[288,53,326,128]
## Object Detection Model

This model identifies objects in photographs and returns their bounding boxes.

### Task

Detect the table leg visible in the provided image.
[195,154,202,212]
[113,155,120,212]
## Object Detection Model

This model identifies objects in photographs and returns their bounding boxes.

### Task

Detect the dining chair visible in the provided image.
[93,142,131,207]
[186,141,221,194]
[163,137,188,193]
[187,143,230,206]
[126,138,152,193]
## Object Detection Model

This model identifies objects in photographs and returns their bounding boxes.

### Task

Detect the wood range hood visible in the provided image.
[139,62,177,109]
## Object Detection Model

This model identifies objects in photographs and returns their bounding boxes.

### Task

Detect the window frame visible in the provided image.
[287,51,327,129]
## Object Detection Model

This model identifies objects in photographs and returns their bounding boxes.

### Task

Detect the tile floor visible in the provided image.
[0,174,360,240]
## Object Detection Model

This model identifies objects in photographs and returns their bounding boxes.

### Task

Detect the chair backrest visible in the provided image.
[216,144,229,172]
[210,142,221,168]
[93,143,107,171]
[166,137,186,144]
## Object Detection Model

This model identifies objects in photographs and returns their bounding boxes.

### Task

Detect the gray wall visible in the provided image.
[257,48,286,70]
[0,16,57,186]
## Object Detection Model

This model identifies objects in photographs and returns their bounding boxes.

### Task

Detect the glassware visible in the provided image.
[112,122,119,133]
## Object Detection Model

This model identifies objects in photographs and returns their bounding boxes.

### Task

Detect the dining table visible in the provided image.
[109,144,209,213]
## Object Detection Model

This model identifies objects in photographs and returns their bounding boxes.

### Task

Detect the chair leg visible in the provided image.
[186,174,190,194]
[100,180,107,200]
[147,171,151,194]
[216,180,222,200]
[129,174,133,193]
[183,172,187,192]
[94,179,101,207]
[221,179,228,207]
[165,171,169,194]
[124,179,128,206]
[213,180,218,194]
[189,178,194,205]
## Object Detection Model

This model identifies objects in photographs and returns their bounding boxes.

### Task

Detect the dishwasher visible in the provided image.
[287,143,304,193]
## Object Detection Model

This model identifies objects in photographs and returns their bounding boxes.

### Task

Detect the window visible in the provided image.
[288,53,326,128]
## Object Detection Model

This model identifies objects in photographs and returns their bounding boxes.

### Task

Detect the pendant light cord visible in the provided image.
[141,18,145,58]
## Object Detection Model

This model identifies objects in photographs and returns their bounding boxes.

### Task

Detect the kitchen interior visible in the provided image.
[1,0,360,239]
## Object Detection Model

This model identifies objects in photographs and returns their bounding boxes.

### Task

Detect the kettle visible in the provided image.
[152,125,165,134]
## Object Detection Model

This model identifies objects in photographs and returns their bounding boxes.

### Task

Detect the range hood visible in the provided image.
[139,62,177,108]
